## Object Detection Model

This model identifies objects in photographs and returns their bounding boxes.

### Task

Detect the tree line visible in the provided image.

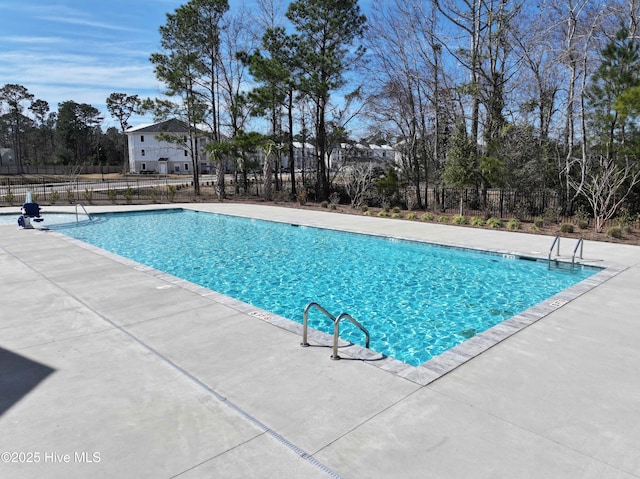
[2,0,640,230]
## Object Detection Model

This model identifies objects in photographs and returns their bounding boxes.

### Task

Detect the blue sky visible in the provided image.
[0,0,373,131]
[0,0,252,128]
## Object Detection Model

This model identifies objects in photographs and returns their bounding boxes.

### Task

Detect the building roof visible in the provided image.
[125,118,190,134]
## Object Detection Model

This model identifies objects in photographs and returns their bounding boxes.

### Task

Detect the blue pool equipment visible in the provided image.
[18,192,44,229]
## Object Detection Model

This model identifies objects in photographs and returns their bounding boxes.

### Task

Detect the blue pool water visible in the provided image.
[53,209,598,366]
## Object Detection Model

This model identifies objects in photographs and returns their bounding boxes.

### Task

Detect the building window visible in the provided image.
[184,163,189,171]
[141,149,145,156]
[141,163,147,171]
[140,135,144,142]
[174,165,180,173]
[184,150,188,156]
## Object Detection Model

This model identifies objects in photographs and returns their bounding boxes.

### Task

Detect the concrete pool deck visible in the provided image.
[1,203,639,478]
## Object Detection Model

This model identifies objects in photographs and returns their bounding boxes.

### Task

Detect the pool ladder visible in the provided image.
[548,235,583,271]
[301,302,370,360]
[75,203,94,222]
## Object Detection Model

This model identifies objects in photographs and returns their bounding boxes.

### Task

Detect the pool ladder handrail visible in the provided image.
[75,203,93,222]
[301,302,370,360]
[571,237,584,271]
[548,235,583,271]
[547,235,560,270]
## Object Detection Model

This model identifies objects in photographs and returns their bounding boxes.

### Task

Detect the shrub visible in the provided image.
[83,188,93,204]
[167,185,176,202]
[124,187,134,204]
[296,188,307,205]
[107,189,117,204]
[471,216,484,226]
[578,219,589,229]
[321,200,329,208]
[421,212,434,221]
[50,190,59,205]
[150,186,158,203]
[361,204,369,213]
[330,203,337,210]
[560,222,574,233]
[606,225,623,238]
[378,211,389,217]
[438,215,448,223]
[6,185,17,205]
[392,212,403,219]
[529,225,540,232]
[533,217,544,228]
[506,218,521,230]
[66,188,74,204]
[392,206,401,214]
[363,210,371,216]
[406,212,418,220]
[487,217,502,228]
[452,214,467,225]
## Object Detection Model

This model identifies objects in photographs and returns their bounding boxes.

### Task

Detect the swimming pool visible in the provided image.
[52,209,599,366]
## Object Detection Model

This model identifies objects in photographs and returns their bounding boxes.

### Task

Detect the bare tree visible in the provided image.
[343,163,375,208]
[567,155,640,232]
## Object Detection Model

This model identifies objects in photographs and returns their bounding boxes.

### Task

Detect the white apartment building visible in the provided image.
[125,119,211,175]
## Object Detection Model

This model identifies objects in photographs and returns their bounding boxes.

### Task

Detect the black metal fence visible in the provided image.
[426,188,560,222]
[0,174,568,223]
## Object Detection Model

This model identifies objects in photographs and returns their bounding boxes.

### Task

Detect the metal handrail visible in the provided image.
[571,238,584,271]
[301,302,335,347]
[548,235,560,270]
[301,302,371,360]
[74,203,93,222]
[331,313,370,360]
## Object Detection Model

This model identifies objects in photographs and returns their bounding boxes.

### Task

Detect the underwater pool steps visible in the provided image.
[301,302,371,360]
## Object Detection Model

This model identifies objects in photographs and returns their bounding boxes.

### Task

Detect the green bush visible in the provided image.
[124,187,134,204]
[560,222,574,233]
[361,204,369,213]
[392,206,401,214]
[363,210,371,216]
[6,185,16,205]
[150,186,159,203]
[83,188,93,205]
[107,189,117,204]
[378,211,389,217]
[438,215,448,223]
[578,219,589,229]
[533,217,544,228]
[406,212,418,220]
[506,218,521,230]
[452,214,467,225]
[529,225,540,232]
[391,212,403,219]
[167,185,176,202]
[470,216,484,226]
[66,188,74,204]
[487,217,502,228]
[606,225,623,238]
[321,200,329,208]
[50,190,59,205]
[421,212,434,221]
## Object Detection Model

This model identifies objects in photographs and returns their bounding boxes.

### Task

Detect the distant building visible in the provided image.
[125,119,211,175]
[328,143,396,170]
[125,120,397,175]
